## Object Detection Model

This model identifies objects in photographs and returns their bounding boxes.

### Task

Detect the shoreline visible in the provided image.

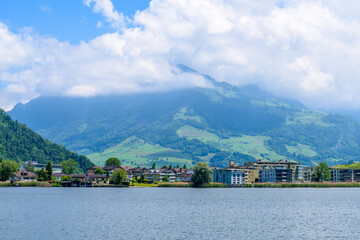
[2,181,360,188]
[243,182,360,188]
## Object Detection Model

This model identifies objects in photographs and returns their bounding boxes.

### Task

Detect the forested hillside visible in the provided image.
[0,109,93,171]
[9,72,360,168]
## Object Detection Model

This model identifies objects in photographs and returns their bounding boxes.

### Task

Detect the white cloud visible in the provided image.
[2,0,360,111]
[84,0,124,28]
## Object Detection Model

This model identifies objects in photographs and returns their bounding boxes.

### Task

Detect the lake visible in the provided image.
[1,187,359,239]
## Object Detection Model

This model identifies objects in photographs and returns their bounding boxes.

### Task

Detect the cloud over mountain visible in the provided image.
[1,0,360,110]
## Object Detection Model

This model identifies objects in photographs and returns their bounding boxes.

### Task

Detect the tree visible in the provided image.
[311,162,331,182]
[151,162,156,169]
[169,165,173,169]
[105,158,121,167]
[46,161,53,181]
[61,175,72,181]
[112,169,127,184]
[191,162,213,186]
[140,174,145,183]
[61,159,78,175]
[176,165,180,168]
[0,160,19,181]
[183,164,187,169]
[25,162,35,173]
[94,168,104,175]
[36,168,47,181]
[162,175,169,182]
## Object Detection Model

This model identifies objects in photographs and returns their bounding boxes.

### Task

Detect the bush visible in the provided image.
[0,182,11,187]
[61,176,72,181]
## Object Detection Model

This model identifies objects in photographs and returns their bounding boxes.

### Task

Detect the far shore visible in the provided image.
[244,182,360,188]
[2,181,360,188]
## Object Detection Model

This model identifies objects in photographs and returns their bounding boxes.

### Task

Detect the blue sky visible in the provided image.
[0,0,150,44]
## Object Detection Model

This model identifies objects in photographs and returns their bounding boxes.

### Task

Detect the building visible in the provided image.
[213,169,246,186]
[69,174,87,181]
[53,173,67,181]
[294,165,306,180]
[252,159,299,180]
[86,174,107,182]
[102,166,121,176]
[159,169,177,182]
[354,170,360,182]
[242,168,259,183]
[87,166,102,175]
[302,167,315,182]
[13,170,37,181]
[330,168,359,182]
[143,169,162,183]
[176,173,193,182]
[131,167,147,178]
[259,168,293,183]
[21,161,63,173]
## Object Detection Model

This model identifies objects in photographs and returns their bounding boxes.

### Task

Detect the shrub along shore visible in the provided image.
[158,182,228,188]
[2,181,360,188]
[0,181,52,187]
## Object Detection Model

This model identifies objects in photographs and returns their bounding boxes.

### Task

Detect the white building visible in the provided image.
[213,169,245,186]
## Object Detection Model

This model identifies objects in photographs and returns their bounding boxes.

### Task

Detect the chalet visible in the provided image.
[131,167,146,178]
[69,174,87,181]
[87,166,103,175]
[86,174,107,181]
[13,170,37,181]
[102,166,121,176]
[53,173,67,181]
[176,173,193,182]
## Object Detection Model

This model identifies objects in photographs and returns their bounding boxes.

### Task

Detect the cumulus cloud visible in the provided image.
[84,0,124,28]
[1,0,360,110]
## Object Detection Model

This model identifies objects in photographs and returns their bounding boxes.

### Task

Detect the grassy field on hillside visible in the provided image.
[173,107,203,123]
[177,125,286,161]
[286,143,318,157]
[286,109,332,127]
[332,162,360,169]
[87,136,193,167]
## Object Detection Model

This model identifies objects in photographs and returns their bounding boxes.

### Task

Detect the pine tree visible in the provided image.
[46,161,53,181]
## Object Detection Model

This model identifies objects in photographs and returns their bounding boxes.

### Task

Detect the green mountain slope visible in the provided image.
[8,73,360,167]
[0,109,94,171]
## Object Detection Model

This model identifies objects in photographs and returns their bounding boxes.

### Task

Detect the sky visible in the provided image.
[1,0,360,111]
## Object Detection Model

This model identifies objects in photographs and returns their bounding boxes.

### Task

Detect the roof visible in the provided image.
[70,174,87,178]
[131,167,146,173]
[87,174,107,179]
[103,166,120,171]
[177,173,193,178]
[88,166,102,170]
[53,173,66,177]
[120,166,132,171]
[14,170,36,178]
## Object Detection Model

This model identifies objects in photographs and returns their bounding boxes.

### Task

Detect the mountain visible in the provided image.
[8,72,360,168]
[0,109,94,172]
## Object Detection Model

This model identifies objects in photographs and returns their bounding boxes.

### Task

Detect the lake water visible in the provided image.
[1,187,359,239]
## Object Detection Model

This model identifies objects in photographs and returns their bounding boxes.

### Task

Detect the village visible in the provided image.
[10,159,360,187]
